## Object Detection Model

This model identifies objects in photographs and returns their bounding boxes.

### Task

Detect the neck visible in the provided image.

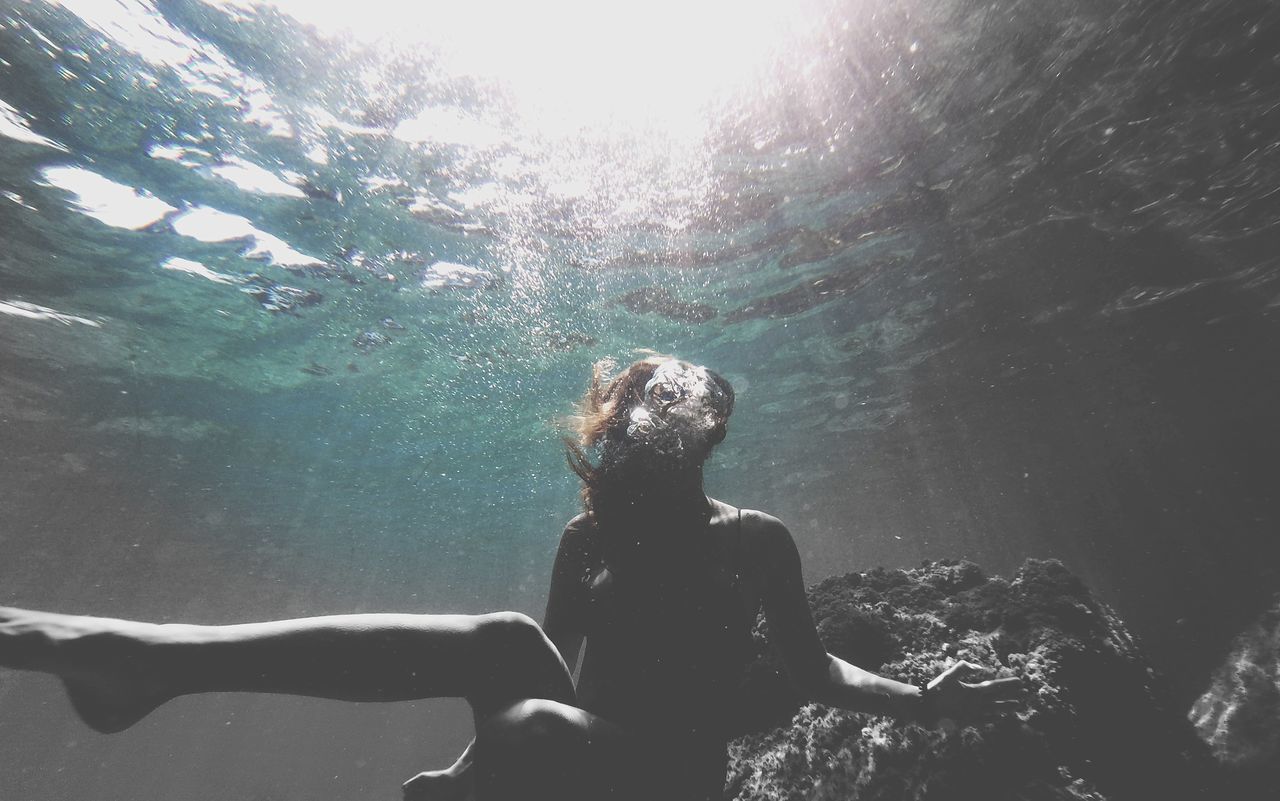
[643,469,708,512]
[592,454,711,522]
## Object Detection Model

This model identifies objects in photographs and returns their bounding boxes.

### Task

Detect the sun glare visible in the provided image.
[215,0,811,139]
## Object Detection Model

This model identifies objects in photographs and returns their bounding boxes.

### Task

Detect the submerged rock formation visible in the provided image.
[726,559,1215,801]
[1190,595,1280,791]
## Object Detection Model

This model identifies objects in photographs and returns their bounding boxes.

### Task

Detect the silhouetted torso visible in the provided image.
[562,499,759,800]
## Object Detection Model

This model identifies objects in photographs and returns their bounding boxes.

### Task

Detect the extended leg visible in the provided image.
[0,607,575,732]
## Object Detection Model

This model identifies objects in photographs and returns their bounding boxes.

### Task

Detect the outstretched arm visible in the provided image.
[751,513,1020,723]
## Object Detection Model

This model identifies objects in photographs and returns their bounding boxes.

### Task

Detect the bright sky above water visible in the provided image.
[209,0,819,137]
[34,0,839,241]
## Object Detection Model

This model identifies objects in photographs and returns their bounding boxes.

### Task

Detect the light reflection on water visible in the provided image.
[0,96,67,149]
[0,297,101,326]
[40,165,175,229]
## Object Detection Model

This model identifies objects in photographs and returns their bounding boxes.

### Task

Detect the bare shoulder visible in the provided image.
[709,499,795,559]
[742,509,788,545]
[563,511,594,536]
[557,512,597,558]
[729,505,801,598]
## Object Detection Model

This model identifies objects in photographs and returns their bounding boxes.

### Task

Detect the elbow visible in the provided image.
[789,653,837,702]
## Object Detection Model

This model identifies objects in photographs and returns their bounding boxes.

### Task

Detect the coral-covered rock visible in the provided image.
[1190,595,1280,790]
[726,559,1215,801]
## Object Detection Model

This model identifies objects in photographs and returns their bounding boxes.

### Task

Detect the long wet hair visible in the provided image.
[564,356,735,520]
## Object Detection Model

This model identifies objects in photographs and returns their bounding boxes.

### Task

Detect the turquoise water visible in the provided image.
[2,1,1279,798]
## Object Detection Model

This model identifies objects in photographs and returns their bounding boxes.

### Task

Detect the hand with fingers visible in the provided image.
[918,660,1025,726]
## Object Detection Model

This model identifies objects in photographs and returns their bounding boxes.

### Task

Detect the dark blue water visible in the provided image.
[2,1,1279,798]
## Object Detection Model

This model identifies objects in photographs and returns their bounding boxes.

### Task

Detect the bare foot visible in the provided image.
[403,767,475,801]
[0,606,171,733]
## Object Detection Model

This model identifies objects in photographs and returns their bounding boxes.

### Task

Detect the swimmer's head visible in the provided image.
[625,360,733,456]
[565,356,735,495]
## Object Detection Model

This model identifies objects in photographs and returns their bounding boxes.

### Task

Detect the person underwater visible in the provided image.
[0,356,1023,801]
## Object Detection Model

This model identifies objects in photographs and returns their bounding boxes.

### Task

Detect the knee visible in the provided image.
[471,611,549,663]
[476,698,592,799]
[478,698,583,755]
[467,612,567,704]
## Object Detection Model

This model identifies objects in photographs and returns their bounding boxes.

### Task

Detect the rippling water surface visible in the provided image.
[2,1,1279,798]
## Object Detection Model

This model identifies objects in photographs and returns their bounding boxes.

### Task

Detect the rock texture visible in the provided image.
[1190,595,1280,791]
[726,559,1215,801]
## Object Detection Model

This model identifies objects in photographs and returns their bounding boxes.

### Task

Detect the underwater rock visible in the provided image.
[1189,596,1280,780]
[727,559,1217,801]
[418,260,497,291]
[239,274,322,314]
[615,286,717,323]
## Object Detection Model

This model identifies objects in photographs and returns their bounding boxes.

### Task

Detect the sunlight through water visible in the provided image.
[215,0,817,135]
